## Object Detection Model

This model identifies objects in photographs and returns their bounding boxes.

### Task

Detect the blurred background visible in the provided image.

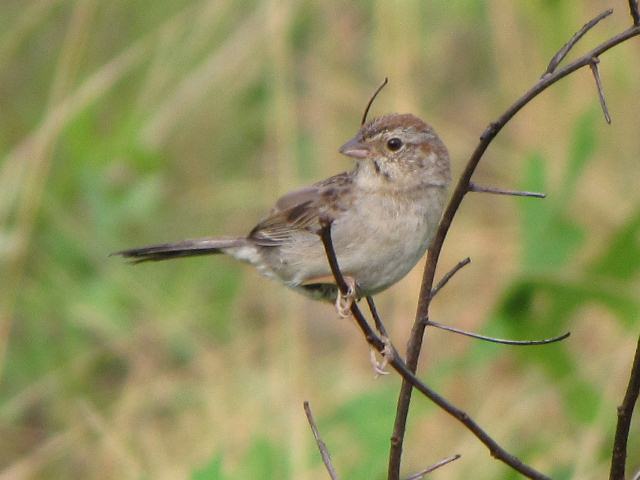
[1,0,639,478]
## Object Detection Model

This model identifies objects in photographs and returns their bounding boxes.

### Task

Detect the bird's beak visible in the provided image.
[339,136,370,159]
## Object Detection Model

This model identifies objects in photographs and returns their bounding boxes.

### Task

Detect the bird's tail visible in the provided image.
[113,237,249,263]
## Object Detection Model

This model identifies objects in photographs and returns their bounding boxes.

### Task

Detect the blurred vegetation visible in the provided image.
[0,1,639,479]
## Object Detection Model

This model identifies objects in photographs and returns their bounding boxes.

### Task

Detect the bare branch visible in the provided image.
[318,220,350,296]
[543,9,613,76]
[630,0,640,26]
[589,57,612,124]
[366,295,388,337]
[468,182,546,199]
[318,222,551,480]
[426,320,571,346]
[387,350,551,480]
[404,454,461,480]
[318,219,384,350]
[432,257,471,297]
[304,401,340,480]
[390,13,640,480]
[361,77,388,126]
[609,335,640,480]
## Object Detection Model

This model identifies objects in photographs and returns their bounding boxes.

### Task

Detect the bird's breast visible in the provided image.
[329,186,446,294]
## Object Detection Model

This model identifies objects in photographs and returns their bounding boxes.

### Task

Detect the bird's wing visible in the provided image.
[249,172,352,246]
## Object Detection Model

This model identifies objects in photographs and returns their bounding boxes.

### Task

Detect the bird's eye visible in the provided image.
[386,137,403,151]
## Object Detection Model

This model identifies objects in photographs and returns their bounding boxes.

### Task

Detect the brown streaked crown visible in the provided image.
[360,113,434,140]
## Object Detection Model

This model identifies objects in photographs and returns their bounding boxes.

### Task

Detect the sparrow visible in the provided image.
[115,113,451,314]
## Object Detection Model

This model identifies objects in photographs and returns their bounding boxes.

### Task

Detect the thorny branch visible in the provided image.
[388,6,640,480]
[318,221,552,480]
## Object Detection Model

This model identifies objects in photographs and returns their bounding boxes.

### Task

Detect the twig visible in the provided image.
[304,401,340,480]
[361,77,388,126]
[366,295,388,337]
[426,320,571,346]
[404,454,461,480]
[543,9,613,76]
[431,257,471,297]
[630,0,640,26]
[388,358,551,479]
[468,183,546,199]
[318,219,384,350]
[389,12,640,480]
[609,335,640,480]
[318,222,551,480]
[589,57,612,124]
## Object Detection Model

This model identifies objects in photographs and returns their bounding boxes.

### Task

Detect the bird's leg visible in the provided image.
[335,276,357,318]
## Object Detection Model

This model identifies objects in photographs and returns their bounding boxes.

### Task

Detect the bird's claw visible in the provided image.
[335,277,357,318]
[369,337,394,377]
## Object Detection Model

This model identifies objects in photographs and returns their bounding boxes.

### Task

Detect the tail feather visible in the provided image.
[113,237,247,263]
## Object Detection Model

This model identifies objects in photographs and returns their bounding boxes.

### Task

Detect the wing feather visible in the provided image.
[249,172,352,246]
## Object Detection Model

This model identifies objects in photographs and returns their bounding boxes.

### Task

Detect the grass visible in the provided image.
[0,1,639,478]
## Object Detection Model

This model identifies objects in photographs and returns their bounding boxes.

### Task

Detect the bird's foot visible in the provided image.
[335,277,357,318]
[369,336,394,377]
